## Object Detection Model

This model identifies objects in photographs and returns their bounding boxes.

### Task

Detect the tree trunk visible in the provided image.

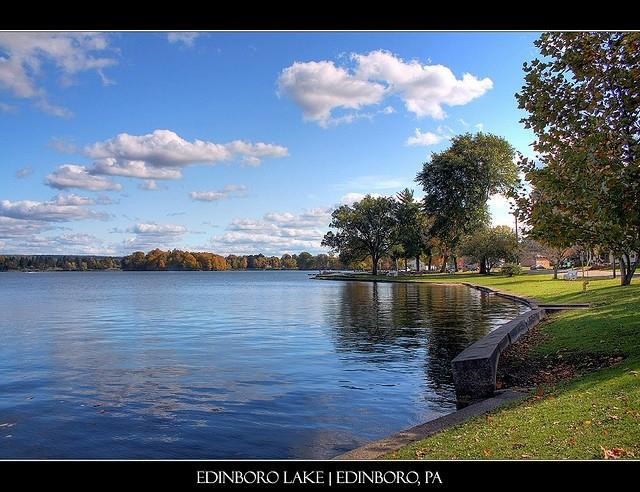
[428,256,432,272]
[452,256,458,272]
[479,258,487,275]
[404,257,408,272]
[553,263,559,280]
[440,255,448,273]
[620,253,635,286]
[612,257,616,279]
[415,256,420,272]
[372,256,378,276]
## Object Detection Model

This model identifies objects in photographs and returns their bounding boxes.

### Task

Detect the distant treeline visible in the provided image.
[0,255,120,271]
[0,249,356,272]
[121,249,348,271]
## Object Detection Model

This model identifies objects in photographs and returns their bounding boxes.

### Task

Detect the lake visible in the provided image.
[0,271,527,458]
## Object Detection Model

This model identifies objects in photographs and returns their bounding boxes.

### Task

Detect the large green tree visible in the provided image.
[394,188,430,271]
[322,195,397,275]
[516,32,640,285]
[416,132,518,272]
[461,225,519,274]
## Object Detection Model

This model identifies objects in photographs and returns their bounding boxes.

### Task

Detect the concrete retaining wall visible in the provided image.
[452,286,545,404]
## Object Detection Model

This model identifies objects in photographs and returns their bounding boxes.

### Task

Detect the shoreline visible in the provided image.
[316,272,592,460]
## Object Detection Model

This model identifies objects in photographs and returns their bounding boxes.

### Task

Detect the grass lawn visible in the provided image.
[323,272,640,459]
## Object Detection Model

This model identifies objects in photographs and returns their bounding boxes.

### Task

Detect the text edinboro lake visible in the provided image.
[196,470,443,486]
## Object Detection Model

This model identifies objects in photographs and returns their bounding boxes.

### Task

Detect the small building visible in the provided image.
[521,254,551,269]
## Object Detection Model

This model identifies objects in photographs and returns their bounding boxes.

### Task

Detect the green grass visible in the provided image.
[322,272,640,459]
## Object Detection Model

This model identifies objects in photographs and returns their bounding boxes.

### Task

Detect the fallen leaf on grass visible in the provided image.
[483,448,492,457]
[584,420,592,426]
[567,437,577,446]
[601,447,633,459]
[521,454,532,459]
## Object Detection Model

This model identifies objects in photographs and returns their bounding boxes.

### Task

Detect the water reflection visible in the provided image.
[0,271,527,458]
[327,280,527,400]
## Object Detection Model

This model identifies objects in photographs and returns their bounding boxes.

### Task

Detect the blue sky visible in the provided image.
[0,31,540,256]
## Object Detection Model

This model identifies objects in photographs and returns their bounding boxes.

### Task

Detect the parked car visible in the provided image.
[530,264,546,270]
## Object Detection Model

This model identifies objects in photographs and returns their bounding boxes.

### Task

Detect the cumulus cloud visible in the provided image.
[339,192,384,206]
[406,129,445,146]
[0,229,116,255]
[91,158,183,180]
[119,222,187,252]
[0,216,53,238]
[0,32,116,116]
[0,195,107,222]
[189,184,247,202]
[83,130,288,180]
[45,164,123,191]
[51,193,95,206]
[278,50,492,126]
[278,60,386,127]
[210,208,332,255]
[167,32,201,47]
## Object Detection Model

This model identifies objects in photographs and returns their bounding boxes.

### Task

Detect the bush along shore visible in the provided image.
[315,272,640,460]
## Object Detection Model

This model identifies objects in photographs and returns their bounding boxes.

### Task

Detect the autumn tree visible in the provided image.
[416,132,518,272]
[516,32,640,285]
[322,195,397,275]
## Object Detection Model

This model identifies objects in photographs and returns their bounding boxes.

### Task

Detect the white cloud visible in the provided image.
[92,158,183,180]
[0,229,116,255]
[189,184,247,202]
[406,129,446,146]
[167,32,201,47]
[277,60,387,127]
[131,223,186,235]
[0,195,107,222]
[119,222,187,253]
[474,122,484,131]
[84,130,288,179]
[339,192,383,206]
[210,208,332,255]
[15,166,33,178]
[279,50,492,126]
[0,32,116,116]
[51,193,95,206]
[226,140,289,165]
[46,164,123,191]
[45,233,116,255]
[138,179,159,191]
[0,216,53,238]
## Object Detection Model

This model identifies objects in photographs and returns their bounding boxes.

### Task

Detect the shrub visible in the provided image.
[501,263,522,277]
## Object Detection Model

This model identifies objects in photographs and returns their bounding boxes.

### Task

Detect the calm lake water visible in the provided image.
[0,271,527,458]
